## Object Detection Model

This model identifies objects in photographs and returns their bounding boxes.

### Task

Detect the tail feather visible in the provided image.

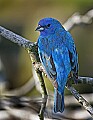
[54,88,64,113]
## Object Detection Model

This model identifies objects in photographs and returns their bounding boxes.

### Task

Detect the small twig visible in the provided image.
[78,76,93,85]
[69,76,93,85]
[66,84,93,117]
[65,93,93,106]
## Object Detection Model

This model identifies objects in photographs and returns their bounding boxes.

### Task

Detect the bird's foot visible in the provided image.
[33,62,47,77]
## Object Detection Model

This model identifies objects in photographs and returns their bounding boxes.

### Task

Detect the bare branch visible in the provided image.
[78,76,93,85]
[0,26,35,50]
[63,9,93,30]
[66,85,93,117]
[65,93,93,106]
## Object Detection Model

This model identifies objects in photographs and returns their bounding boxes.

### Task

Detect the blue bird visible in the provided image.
[36,18,78,113]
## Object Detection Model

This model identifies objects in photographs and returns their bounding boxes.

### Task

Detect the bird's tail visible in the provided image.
[54,88,64,113]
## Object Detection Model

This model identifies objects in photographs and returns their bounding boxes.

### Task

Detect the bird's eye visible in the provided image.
[47,24,51,27]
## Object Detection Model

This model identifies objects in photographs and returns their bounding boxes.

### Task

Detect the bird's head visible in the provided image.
[35,18,64,36]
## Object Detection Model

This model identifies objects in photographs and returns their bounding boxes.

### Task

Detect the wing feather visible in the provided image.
[65,32,78,79]
[39,51,57,80]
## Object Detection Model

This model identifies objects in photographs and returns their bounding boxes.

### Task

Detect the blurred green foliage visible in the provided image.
[0,0,93,96]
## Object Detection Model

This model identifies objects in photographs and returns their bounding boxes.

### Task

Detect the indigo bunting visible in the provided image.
[36,18,78,113]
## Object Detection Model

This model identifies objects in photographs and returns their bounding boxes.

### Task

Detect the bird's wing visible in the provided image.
[65,32,78,79]
[52,44,71,91]
[39,51,57,80]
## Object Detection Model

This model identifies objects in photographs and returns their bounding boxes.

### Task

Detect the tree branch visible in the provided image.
[0,26,34,49]
[66,84,93,117]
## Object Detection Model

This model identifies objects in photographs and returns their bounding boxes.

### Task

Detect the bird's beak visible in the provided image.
[35,25,44,31]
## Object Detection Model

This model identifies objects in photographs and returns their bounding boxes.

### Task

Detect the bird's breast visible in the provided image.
[38,35,64,54]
